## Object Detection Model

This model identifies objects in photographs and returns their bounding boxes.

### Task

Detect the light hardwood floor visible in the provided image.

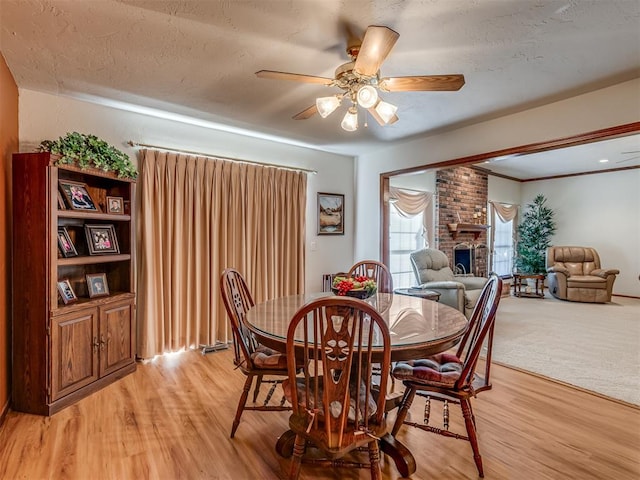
[0,349,638,479]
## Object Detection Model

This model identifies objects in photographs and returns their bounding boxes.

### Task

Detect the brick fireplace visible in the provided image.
[436,166,489,277]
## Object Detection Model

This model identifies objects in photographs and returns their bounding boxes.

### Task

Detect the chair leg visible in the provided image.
[288,434,306,480]
[231,374,253,438]
[391,385,417,437]
[461,398,484,477]
[368,439,383,480]
[253,374,263,403]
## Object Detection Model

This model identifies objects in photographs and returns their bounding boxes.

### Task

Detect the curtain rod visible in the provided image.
[127,141,318,174]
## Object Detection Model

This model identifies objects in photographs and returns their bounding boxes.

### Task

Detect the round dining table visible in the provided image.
[245,291,469,362]
[244,291,469,478]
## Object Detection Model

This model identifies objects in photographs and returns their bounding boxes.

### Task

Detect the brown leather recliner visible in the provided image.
[546,246,619,303]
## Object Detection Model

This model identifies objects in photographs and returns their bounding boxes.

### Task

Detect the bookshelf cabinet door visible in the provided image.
[50,308,100,401]
[99,299,135,377]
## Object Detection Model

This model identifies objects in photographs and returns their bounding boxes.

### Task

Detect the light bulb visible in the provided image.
[356,85,379,109]
[316,96,341,118]
[341,107,358,132]
[374,100,398,124]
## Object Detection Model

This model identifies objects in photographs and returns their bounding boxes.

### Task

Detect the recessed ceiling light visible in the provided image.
[599,158,609,163]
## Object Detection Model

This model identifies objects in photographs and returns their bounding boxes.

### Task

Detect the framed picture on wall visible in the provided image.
[317,192,344,235]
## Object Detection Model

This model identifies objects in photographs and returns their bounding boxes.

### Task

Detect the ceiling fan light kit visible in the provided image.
[341,107,359,132]
[374,100,398,124]
[316,95,342,118]
[256,25,465,133]
[356,85,379,108]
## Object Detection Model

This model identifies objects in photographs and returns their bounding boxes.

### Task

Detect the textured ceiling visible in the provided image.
[1,0,639,158]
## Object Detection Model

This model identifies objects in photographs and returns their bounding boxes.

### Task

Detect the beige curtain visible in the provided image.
[137,149,307,358]
[489,201,519,272]
[389,187,434,247]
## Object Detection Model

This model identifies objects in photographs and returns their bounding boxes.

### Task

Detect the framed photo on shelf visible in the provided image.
[56,279,78,304]
[57,227,78,257]
[57,191,67,210]
[59,180,99,212]
[86,273,110,298]
[84,224,120,255]
[317,192,344,235]
[106,196,124,214]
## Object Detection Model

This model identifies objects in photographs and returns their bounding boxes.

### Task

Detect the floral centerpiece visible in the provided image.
[332,275,377,299]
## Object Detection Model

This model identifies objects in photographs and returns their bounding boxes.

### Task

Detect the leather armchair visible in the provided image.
[546,246,619,303]
[409,248,488,318]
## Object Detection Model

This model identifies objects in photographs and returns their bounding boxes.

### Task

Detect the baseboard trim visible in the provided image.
[612,293,640,300]
[0,397,9,427]
[494,360,640,410]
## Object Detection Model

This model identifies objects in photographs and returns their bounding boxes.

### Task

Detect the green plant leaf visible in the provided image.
[38,132,138,179]
[515,194,557,274]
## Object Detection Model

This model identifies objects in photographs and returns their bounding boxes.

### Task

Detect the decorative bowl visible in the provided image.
[331,287,376,299]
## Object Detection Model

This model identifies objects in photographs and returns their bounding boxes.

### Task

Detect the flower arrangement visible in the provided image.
[332,275,377,298]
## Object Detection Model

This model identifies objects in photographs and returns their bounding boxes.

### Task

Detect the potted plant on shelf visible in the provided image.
[515,194,557,276]
[39,131,138,179]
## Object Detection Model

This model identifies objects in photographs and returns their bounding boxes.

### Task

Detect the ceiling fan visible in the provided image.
[255,25,465,131]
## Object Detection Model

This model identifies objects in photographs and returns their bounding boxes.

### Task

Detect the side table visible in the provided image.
[394,288,441,302]
[512,273,545,298]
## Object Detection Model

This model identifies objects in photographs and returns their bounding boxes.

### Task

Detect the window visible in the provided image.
[389,206,426,288]
[492,215,514,276]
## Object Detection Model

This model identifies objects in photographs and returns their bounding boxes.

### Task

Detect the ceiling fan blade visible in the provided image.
[354,25,399,77]
[255,70,333,85]
[379,75,466,92]
[292,104,318,120]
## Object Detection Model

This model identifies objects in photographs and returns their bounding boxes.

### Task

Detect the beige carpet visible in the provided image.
[492,292,640,405]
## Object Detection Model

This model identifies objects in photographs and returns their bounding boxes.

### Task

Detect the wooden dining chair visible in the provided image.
[390,273,502,477]
[219,268,291,438]
[349,260,394,293]
[282,296,391,479]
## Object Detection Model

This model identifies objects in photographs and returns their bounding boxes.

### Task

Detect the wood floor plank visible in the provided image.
[0,349,638,479]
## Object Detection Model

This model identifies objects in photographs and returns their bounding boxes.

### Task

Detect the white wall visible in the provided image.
[488,176,521,205]
[488,171,640,296]
[355,79,640,279]
[18,89,355,292]
[389,170,436,192]
[521,170,640,296]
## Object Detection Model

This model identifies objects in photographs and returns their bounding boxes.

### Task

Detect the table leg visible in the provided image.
[379,433,417,477]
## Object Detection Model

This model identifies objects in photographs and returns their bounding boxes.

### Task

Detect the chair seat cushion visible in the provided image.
[282,376,378,421]
[567,275,607,289]
[250,344,288,370]
[392,352,462,387]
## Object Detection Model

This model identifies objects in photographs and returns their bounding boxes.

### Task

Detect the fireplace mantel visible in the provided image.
[447,223,490,240]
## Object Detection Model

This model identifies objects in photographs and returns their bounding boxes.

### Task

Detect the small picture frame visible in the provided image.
[84,224,120,255]
[317,192,344,235]
[57,279,78,304]
[57,227,78,257]
[106,196,124,214]
[86,273,109,298]
[57,191,67,210]
[59,180,99,212]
